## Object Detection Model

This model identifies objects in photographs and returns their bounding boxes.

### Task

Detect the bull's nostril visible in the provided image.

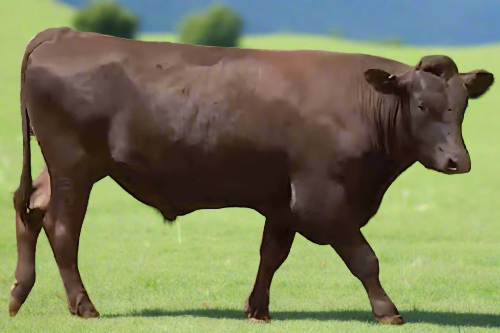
[447,158,458,171]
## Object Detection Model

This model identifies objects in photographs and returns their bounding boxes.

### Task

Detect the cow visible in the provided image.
[9,27,494,324]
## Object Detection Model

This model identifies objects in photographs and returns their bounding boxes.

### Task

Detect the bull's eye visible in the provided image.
[447,108,452,112]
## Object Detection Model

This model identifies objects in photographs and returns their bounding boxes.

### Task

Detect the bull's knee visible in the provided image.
[347,245,379,280]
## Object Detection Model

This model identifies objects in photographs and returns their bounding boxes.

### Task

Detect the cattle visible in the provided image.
[9,27,494,324]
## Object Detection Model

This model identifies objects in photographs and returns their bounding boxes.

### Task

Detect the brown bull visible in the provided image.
[10,27,494,324]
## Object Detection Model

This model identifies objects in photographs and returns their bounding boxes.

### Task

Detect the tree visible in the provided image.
[73,1,139,39]
[178,4,243,47]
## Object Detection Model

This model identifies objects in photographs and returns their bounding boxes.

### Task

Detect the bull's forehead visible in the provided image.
[446,75,469,111]
[414,72,468,111]
[413,72,448,109]
[415,71,448,92]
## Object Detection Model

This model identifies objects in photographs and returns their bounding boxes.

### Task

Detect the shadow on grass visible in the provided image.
[103,308,500,327]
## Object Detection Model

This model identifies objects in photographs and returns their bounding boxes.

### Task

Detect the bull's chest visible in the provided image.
[341,154,404,227]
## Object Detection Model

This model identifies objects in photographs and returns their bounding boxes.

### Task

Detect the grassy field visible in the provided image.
[1,1,500,332]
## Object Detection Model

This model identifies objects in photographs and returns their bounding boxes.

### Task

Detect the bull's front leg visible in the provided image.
[331,228,404,325]
[290,169,403,325]
[244,208,296,322]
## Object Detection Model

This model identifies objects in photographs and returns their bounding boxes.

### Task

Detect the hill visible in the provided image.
[60,0,500,46]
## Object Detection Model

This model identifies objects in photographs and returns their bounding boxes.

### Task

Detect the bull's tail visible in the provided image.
[14,27,71,225]
[14,38,36,225]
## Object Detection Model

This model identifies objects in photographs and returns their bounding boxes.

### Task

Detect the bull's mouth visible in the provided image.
[419,159,466,175]
[446,159,458,171]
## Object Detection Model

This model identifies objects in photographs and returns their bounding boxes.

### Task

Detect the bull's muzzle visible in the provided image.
[442,150,471,174]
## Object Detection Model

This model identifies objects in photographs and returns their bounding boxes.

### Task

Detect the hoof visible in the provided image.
[79,308,100,319]
[248,317,271,323]
[375,314,404,325]
[9,281,31,317]
[244,297,271,323]
[70,292,100,318]
[9,297,22,317]
[73,304,100,319]
[71,305,100,318]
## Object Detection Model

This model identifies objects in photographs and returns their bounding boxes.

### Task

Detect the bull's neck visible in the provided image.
[362,89,415,169]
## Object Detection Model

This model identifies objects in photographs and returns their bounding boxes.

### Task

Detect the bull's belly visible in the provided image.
[109,147,291,220]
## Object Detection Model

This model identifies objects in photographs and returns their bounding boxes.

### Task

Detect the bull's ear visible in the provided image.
[460,70,494,99]
[364,69,400,94]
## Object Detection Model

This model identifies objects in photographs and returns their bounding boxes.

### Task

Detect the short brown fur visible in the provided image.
[10,27,494,324]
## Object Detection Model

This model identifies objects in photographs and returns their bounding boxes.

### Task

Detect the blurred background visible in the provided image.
[1,1,500,331]
[51,0,500,46]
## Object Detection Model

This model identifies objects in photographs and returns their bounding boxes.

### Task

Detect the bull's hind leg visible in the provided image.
[330,229,404,325]
[34,126,106,318]
[42,167,101,318]
[9,169,50,316]
[244,208,295,322]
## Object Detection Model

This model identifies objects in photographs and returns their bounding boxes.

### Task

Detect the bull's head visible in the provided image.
[364,55,494,174]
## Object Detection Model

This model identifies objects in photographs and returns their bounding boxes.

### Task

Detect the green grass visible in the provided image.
[1,1,500,332]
